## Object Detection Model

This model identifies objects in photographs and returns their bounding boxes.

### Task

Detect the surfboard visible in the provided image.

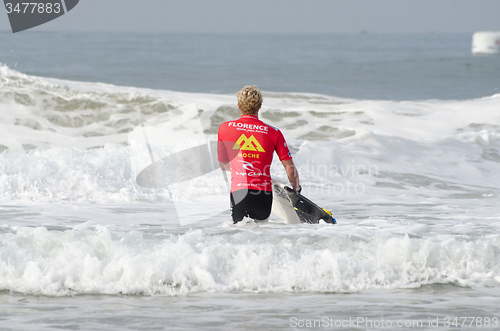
[271,180,336,224]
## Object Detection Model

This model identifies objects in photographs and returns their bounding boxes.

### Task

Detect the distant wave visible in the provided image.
[1,65,499,152]
[1,65,499,205]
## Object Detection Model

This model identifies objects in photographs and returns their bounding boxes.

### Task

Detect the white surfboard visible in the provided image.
[271,179,302,224]
[271,179,337,225]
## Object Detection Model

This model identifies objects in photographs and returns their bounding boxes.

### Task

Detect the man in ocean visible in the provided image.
[217,85,301,224]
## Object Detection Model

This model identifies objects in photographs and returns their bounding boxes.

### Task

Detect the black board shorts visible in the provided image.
[230,189,273,224]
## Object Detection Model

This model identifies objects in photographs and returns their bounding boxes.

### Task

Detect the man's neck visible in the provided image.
[241,114,258,119]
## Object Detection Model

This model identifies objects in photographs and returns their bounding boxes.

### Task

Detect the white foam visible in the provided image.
[1,225,498,296]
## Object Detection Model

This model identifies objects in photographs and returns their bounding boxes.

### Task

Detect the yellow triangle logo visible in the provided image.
[233,134,265,152]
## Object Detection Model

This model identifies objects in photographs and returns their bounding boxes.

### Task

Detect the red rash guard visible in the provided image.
[218,115,292,192]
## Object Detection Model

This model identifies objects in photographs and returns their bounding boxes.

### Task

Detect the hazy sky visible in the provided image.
[1,0,500,34]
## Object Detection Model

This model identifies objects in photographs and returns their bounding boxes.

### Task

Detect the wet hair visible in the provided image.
[237,85,263,115]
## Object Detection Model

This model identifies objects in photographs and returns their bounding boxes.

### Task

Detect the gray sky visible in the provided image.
[1,0,500,34]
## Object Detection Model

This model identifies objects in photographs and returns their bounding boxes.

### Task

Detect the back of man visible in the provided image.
[218,114,291,192]
[217,85,300,224]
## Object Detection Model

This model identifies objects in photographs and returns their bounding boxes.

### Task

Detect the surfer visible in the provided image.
[217,85,301,224]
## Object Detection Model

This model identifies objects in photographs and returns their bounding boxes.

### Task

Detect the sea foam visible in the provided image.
[1,224,499,296]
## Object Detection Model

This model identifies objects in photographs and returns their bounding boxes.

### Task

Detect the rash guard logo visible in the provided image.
[233,134,265,152]
[241,161,255,171]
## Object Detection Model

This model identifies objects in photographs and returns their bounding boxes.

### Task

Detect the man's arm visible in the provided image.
[281,159,300,191]
[219,161,230,171]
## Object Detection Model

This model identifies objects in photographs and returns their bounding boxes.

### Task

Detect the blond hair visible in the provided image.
[237,85,262,115]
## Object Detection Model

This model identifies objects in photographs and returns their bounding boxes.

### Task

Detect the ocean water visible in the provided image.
[1,32,500,330]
